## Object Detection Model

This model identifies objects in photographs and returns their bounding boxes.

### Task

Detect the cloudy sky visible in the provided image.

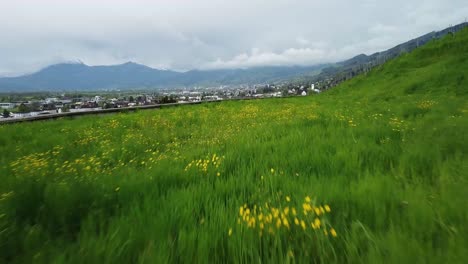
[0,0,467,76]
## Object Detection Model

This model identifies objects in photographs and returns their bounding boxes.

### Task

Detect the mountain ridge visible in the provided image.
[1,22,467,92]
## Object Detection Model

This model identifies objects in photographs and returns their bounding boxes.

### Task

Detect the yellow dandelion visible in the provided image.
[314,218,321,228]
[216,172,220,177]
[300,220,306,230]
[324,204,331,212]
[314,207,321,216]
[286,196,291,202]
[305,196,311,203]
[330,228,337,237]
[294,217,299,225]
[276,219,282,229]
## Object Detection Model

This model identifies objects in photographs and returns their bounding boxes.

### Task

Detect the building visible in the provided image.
[0,103,16,109]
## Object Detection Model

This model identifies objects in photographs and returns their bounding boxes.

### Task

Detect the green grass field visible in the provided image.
[1,29,467,263]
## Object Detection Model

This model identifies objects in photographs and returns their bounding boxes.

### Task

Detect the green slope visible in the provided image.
[0,29,467,263]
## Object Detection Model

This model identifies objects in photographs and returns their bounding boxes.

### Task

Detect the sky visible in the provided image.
[0,0,467,76]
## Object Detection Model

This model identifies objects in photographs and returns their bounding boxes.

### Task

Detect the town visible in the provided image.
[0,83,321,120]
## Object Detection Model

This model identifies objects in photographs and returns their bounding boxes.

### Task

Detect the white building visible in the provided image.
[93,96,103,103]
[188,96,201,102]
[45,98,59,104]
[310,84,320,93]
[0,103,16,109]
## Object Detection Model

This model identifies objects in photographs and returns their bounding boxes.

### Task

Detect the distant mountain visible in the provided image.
[1,22,467,92]
[308,22,468,88]
[0,62,326,92]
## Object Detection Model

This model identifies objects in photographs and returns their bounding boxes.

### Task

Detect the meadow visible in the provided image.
[0,30,467,263]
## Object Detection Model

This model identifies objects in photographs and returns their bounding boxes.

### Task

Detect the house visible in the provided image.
[45,98,59,104]
[188,96,201,102]
[0,103,16,109]
[310,84,321,93]
[93,96,103,103]
[203,95,222,101]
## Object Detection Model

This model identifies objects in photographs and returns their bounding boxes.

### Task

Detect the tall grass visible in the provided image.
[0,29,467,263]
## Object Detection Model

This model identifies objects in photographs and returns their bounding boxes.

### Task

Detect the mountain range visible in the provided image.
[0,22,466,92]
[0,63,327,92]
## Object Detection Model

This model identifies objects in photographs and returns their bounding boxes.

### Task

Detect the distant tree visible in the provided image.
[30,102,42,111]
[62,105,70,112]
[159,95,177,104]
[129,96,135,103]
[103,103,115,109]
[2,109,10,118]
[17,103,30,113]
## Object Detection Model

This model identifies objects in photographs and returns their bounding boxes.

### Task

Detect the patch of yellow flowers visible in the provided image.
[184,153,224,176]
[235,195,337,238]
[417,100,436,110]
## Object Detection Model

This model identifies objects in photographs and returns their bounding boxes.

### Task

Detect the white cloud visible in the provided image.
[369,24,398,35]
[0,0,467,75]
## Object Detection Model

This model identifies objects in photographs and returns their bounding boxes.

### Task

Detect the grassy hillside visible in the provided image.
[0,29,467,263]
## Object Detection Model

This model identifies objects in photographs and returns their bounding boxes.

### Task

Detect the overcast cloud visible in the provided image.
[0,0,467,76]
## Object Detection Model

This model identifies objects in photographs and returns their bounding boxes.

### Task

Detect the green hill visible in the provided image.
[0,29,467,263]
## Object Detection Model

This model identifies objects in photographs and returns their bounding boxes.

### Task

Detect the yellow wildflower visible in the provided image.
[300,220,306,230]
[314,218,321,228]
[228,228,232,236]
[276,219,282,229]
[330,228,337,237]
[324,205,331,212]
[314,207,321,216]
[286,196,291,202]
